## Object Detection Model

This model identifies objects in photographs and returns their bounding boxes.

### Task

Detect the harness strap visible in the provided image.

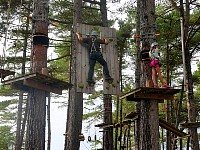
[91,37,96,52]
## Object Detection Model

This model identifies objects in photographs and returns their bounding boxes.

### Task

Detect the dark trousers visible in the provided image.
[88,51,110,80]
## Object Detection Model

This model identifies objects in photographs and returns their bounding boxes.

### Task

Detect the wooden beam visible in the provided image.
[159,119,188,137]
[125,112,140,119]
[181,122,200,128]
[23,79,62,95]
[95,123,113,129]
[128,93,173,101]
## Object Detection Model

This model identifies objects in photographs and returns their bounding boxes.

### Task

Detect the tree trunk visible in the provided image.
[25,0,49,149]
[64,0,83,149]
[166,42,172,150]
[135,0,141,149]
[25,90,46,150]
[139,100,159,150]
[15,4,30,149]
[181,0,199,149]
[139,0,159,150]
[47,94,51,150]
[15,92,24,150]
[103,94,113,150]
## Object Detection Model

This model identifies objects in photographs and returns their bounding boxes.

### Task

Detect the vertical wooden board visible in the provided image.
[111,28,120,95]
[76,23,95,93]
[101,27,120,95]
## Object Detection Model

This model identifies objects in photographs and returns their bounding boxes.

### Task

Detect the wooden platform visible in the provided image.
[159,119,188,137]
[120,87,181,101]
[0,69,15,79]
[2,73,72,95]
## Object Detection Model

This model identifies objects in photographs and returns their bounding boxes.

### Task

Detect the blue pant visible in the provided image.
[88,51,111,80]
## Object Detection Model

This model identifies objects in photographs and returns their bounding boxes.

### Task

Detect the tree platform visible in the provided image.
[2,72,72,95]
[120,87,181,102]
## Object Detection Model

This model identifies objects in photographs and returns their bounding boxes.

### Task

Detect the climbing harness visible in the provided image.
[90,37,97,53]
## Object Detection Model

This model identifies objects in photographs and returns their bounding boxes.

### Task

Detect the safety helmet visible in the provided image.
[91,30,98,36]
[151,42,159,47]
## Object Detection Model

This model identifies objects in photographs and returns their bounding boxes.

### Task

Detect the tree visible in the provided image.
[0,125,15,149]
[180,0,199,149]
[64,0,83,149]
[25,0,49,149]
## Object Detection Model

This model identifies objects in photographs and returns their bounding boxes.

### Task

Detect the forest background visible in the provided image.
[0,0,200,149]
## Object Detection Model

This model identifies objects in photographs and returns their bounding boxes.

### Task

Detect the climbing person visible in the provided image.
[149,42,170,88]
[76,30,113,86]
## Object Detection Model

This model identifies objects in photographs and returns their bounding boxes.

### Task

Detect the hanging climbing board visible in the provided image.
[76,23,120,95]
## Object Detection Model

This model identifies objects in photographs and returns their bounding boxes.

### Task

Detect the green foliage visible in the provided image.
[0,85,16,96]
[0,98,16,149]
[0,125,15,150]
[193,62,200,84]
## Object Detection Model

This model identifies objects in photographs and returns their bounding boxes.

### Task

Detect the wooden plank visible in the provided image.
[84,25,96,93]
[76,23,95,93]
[125,112,140,119]
[11,82,30,92]
[76,24,120,95]
[120,87,180,100]
[23,79,62,94]
[94,123,113,129]
[181,122,200,128]
[2,73,72,89]
[101,27,120,95]
[111,28,120,95]
[159,119,188,137]
[127,93,173,101]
